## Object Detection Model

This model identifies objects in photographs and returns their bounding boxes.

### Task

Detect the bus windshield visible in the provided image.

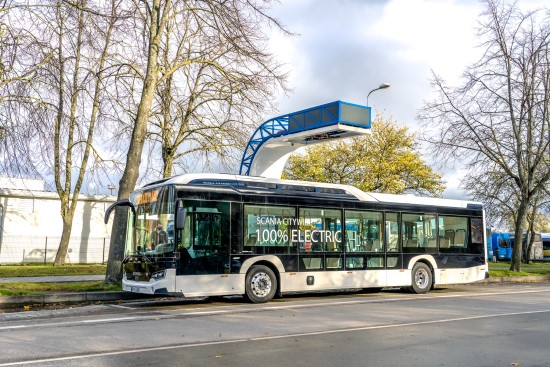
[128,186,176,256]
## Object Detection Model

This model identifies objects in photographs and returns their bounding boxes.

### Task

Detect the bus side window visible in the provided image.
[385,212,399,252]
[439,216,470,253]
[299,208,342,253]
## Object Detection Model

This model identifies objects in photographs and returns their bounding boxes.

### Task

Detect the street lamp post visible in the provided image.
[367,83,390,106]
[107,184,116,195]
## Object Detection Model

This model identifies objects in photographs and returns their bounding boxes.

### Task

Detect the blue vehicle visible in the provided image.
[543,233,550,261]
[540,233,550,261]
[491,232,512,260]
[486,228,493,261]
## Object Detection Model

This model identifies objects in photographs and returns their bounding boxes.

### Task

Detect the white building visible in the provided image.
[0,179,115,264]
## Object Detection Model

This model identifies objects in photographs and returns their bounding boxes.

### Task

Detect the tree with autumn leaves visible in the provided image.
[283,116,445,196]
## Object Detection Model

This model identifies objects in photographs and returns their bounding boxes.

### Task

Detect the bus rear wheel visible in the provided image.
[245,265,277,303]
[408,262,432,294]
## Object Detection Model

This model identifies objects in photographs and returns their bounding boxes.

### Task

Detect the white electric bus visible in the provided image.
[105,174,489,303]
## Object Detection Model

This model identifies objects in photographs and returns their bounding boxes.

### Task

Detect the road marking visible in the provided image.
[1,308,550,366]
[0,325,25,330]
[83,317,138,323]
[0,316,143,331]
[107,304,134,310]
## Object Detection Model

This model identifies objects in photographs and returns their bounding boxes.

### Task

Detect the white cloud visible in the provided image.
[370,0,480,83]
[268,0,485,126]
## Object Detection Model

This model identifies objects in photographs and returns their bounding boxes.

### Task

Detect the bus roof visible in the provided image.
[146,173,481,210]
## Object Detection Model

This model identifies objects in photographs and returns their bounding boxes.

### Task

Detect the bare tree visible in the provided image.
[0,2,53,105]
[463,166,549,263]
[105,0,289,282]
[462,165,517,229]
[1,2,54,167]
[148,2,288,178]
[50,0,119,265]
[418,0,550,271]
[1,0,121,265]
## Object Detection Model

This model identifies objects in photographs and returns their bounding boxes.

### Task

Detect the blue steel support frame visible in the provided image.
[239,101,370,176]
[239,115,290,176]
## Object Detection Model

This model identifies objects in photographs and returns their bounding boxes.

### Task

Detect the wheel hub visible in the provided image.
[415,268,429,289]
[251,272,272,297]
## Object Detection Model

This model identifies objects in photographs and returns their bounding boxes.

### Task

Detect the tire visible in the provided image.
[245,265,277,303]
[408,262,432,294]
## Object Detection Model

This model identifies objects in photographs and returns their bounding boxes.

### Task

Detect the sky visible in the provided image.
[264,0,544,199]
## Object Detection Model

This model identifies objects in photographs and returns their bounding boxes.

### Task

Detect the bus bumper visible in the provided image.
[122,282,156,294]
[122,269,176,294]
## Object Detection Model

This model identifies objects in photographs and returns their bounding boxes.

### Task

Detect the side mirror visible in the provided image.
[104,199,136,224]
[176,207,187,230]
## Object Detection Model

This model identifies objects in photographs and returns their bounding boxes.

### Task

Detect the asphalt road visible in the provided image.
[1,283,550,367]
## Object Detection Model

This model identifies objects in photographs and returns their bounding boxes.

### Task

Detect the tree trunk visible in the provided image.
[162,149,174,178]
[510,199,528,271]
[105,0,167,283]
[105,93,156,282]
[523,202,539,264]
[105,207,128,282]
[54,215,73,266]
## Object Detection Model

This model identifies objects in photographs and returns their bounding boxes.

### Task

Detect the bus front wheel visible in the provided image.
[245,265,277,303]
[408,262,432,294]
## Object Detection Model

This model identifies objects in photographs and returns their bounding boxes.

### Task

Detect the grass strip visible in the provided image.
[0,281,121,296]
[0,264,107,277]
[488,261,550,276]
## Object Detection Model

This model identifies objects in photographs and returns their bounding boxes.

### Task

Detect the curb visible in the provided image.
[477,274,550,284]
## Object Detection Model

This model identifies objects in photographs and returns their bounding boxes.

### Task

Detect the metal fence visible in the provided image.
[0,235,111,264]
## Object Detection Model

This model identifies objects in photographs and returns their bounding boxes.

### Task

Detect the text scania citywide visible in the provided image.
[256,217,307,226]
[255,216,342,243]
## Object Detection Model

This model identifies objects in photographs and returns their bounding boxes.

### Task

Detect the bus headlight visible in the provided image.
[151,270,166,281]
